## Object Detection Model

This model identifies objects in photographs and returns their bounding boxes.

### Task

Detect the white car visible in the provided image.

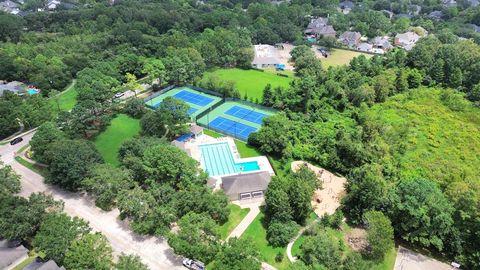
[114,92,124,98]
[182,258,205,270]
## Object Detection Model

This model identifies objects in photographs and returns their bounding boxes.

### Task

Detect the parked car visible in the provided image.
[182,258,205,270]
[10,137,23,145]
[114,92,124,98]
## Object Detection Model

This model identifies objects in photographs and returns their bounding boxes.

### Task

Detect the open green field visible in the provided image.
[241,211,290,269]
[219,204,250,239]
[50,80,77,112]
[203,68,293,101]
[94,114,140,166]
[320,48,373,68]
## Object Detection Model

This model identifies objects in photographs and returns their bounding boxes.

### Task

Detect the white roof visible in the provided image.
[252,44,280,65]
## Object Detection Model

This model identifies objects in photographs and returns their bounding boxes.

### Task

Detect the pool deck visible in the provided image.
[172,134,274,189]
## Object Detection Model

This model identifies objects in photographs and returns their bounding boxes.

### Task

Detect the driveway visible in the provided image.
[0,131,184,270]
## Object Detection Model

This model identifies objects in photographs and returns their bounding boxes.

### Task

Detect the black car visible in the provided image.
[10,137,23,145]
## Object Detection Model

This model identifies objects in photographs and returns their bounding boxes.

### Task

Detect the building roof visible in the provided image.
[395,32,420,45]
[357,43,373,52]
[221,171,271,196]
[24,259,66,270]
[0,81,26,96]
[372,36,393,48]
[339,31,361,45]
[0,0,20,14]
[252,45,280,65]
[307,17,328,29]
[469,24,480,33]
[0,245,28,269]
[339,1,354,9]
[190,124,203,135]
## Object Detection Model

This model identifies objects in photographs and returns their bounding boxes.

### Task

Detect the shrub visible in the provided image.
[267,220,300,247]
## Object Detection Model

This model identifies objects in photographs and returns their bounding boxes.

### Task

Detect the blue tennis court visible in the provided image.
[173,90,214,107]
[209,117,257,140]
[225,106,267,125]
[187,107,198,115]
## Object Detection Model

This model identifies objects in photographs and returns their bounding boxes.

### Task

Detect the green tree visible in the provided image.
[117,186,156,221]
[123,98,147,119]
[0,161,20,195]
[363,211,394,260]
[267,220,299,247]
[33,212,90,264]
[64,233,113,270]
[30,122,64,163]
[140,97,189,139]
[45,139,103,191]
[300,232,342,270]
[265,178,293,223]
[212,238,261,270]
[142,58,167,86]
[168,212,221,264]
[116,254,149,270]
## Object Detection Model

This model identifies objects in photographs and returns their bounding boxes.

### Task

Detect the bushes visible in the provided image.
[123,98,147,118]
[267,220,299,247]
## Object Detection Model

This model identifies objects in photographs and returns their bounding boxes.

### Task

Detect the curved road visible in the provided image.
[0,131,184,270]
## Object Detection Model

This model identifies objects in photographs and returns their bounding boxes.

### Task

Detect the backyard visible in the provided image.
[315,48,373,68]
[94,114,141,166]
[202,68,293,102]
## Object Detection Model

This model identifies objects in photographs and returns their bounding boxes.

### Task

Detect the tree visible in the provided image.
[0,193,62,241]
[45,139,103,191]
[123,98,147,119]
[300,232,342,270]
[33,212,90,264]
[141,143,200,189]
[212,238,261,270]
[389,178,455,251]
[140,97,189,139]
[82,164,134,210]
[0,13,24,42]
[0,161,20,195]
[64,233,113,270]
[124,73,141,93]
[116,254,149,270]
[264,178,293,223]
[267,220,299,247]
[30,122,64,163]
[363,211,394,260]
[117,186,156,221]
[142,58,167,86]
[168,212,221,264]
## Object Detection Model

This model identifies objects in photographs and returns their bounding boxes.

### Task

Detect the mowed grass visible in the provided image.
[94,114,140,166]
[203,68,293,102]
[320,48,373,68]
[50,80,78,113]
[219,204,250,239]
[241,211,290,269]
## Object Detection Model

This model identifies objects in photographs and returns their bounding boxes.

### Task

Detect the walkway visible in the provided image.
[227,199,262,240]
[394,246,452,270]
[0,130,184,270]
[286,219,319,263]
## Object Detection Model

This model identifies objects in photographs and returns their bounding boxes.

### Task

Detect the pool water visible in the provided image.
[199,142,260,176]
[27,88,39,95]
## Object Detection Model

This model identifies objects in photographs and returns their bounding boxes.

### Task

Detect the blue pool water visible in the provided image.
[199,142,260,176]
[27,88,39,95]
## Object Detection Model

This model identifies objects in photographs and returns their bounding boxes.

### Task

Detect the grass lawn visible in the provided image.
[203,68,293,102]
[94,114,140,166]
[50,80,77,113]
[241,211,290,270]
[203,129,261,158]
[321,48,373,68]
[371,247,397,270]
[15,156,46,176]
[219,204,250,239]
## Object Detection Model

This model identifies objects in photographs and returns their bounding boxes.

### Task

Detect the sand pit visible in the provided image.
[291,161,347,217]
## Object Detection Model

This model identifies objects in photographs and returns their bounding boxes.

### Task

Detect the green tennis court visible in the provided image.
[145,87,222,119]
[197,101,275,141]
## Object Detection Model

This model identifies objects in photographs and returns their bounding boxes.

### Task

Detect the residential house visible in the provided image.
[338,1,354,14]
[470,24,480,33]
[0,81,26,96]
[372,36,393,53]
[429,10,444,21]
[24,259,66,270]
[395,31,420,51]
[356,42,373,52]
[221,171,271,200]
[46,0,60,10]
[0,0,20,15]
[251,44,281,69]
[468,0,479,7]
[338,31,361,48]
[0,241,28,270]
[304,17,336,38]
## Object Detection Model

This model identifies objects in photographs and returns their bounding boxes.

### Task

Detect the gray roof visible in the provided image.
[24,259,65,270]
[0,81,25,96]
[469,24,480,33]
[0,245,28,269]
[190,124,203,134]
[339,1,354,9]
[222,171,271,196]
[357,43,372,52]
[372,36,393,49]
[429,11,443,19]
[339,31,361,45]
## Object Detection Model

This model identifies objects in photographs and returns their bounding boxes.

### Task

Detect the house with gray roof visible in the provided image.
[372,36,393,52]
[338,31,361,48]
[356,43,373,52]
[338,1,354,14]
[0,0,20,15]
[429,10,444,21]
[395,31,420,51]
[0,244,28,270]
[304,17,336,38]
[469,24,480,33]
[0,81,26,96]
[221,171,271,201]
[24,259,65,270]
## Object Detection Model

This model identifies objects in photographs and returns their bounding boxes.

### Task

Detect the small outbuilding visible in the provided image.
[190,124,204,139]
[221,171,271,201]
[252,44,281,69]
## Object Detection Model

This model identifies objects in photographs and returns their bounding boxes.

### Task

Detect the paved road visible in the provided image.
[0,131,184,270]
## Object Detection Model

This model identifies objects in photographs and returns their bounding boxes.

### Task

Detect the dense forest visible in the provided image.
[1,0,480,269]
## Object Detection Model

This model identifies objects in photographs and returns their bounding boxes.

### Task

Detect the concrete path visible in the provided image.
[286,219,319,263]
[394,246,453,270]
[227,202,260,240]
[0,132,184,270]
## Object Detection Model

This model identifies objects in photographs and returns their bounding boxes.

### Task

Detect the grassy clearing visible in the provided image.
[203,68,293,102]
[94,114,140,166]
[15,156,46,176]
[371,247,397,270]
[50,80,78,113]
[219,204,250,239]
[321,48,373,68]
[203,129,262,158]
[240,211,290,270]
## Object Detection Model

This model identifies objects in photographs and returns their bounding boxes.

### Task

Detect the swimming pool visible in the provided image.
[199,142,260,176]
[27,88,39,95]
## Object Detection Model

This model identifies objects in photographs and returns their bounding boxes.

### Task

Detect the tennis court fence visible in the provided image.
[143,85,176,103]
[187,85,224,98]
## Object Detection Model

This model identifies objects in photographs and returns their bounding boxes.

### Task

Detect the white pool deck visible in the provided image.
[172,134,275,189]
